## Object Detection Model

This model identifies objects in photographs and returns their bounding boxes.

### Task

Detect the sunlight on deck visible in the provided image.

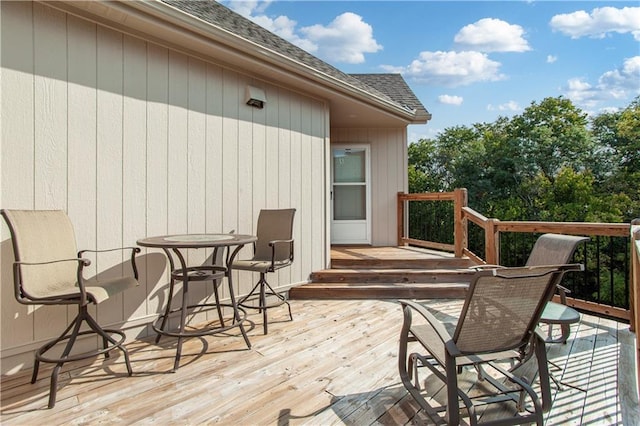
[1,299,637,425]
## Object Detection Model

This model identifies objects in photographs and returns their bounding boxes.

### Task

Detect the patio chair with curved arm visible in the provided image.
[398,264,581,425]
[525,234,589,343]
[233,208,296,334]
[1,209,140,408]
[472,233,588,344]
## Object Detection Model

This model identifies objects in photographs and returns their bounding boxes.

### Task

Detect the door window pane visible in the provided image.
[333,149,365,183]
[334,185,366,220]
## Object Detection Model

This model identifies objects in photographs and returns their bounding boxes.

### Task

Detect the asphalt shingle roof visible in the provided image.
[350,74,426,114]
[160,0,429,118]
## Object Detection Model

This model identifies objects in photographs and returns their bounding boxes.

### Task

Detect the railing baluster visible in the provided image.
[610,236,615,307]
[596,235,602,304]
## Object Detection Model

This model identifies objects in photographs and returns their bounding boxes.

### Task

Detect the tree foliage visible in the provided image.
[409,96,640,223]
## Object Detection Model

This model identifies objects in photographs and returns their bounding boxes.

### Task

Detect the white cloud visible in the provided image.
[599,106,621,114]
[409,124,441,142]
[251,14,318,53]
[547,55,558,64]
[224,0,271,17]
[562,56,640,108]
[438,95,464,105]
[487,101,521,112]
[222,1,381,64]
[300,13,382,64]
[550,7,640,41]
[383,51,505,87]
[454,18,531,52]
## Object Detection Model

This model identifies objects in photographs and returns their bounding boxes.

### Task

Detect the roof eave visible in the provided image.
[43,0,426,125]
[139,1,420,121]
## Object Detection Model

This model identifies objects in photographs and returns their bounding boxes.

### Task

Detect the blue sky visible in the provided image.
[221,1,640,142]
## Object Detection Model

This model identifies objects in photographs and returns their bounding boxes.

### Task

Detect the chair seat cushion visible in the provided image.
[85,276,139,304]
[411,323,520,367]
[233,259,290,273]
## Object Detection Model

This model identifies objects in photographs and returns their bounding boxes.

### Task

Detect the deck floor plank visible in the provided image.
[579,316,620,424]
[545,311,599,424]
[1,298,634,425]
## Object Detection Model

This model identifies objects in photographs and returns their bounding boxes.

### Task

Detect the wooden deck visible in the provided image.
[1,298,638,425]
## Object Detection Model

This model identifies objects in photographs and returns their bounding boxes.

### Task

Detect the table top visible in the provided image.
[540,301,581,324]
[137,233,257,249]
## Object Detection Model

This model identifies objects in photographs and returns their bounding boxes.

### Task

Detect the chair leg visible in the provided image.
[84,309,133,376]
[262,280,292,319]
[32,305,132,408]
[260,277,268,335]
[45,312,84,408]
[239,273,292,335]
[31,314,80,385]
[445,357,460,426]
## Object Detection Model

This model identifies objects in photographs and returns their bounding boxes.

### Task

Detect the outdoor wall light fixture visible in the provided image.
[246,85,266,109]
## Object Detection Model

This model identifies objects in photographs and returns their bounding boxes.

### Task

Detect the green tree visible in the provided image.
[507,97,593,184]
[591,96,640,221]
[407,96,637,223]
[408,138,440,192]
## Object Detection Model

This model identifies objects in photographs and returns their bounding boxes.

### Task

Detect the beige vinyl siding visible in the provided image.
[331,127,407,246]
[0,1,327,373]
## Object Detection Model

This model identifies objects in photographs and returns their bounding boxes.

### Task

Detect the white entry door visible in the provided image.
[331,145,371,244]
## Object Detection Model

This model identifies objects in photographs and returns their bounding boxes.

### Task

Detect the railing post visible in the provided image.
[630,220,639,333]
[397,192,405,246]
[630,219,640,401]
[454,188,467,258]
[485,218,500,265]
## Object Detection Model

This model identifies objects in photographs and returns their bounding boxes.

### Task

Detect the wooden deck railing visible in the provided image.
[399,191,640,400]
[631,219,640,392]
[398,189,636,320]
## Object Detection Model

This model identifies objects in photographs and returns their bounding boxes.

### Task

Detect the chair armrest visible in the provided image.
[399,299,460,356]
[268,239,295,269]
[15,258,91,267]
[79,246,141,279]
[13,258,91,303]
[79,246,140,255]
[470,264,504,270]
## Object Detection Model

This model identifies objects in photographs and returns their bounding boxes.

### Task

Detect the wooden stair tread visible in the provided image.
[310,268,475,284]
[290,282,468,299]
[294,246,476,300]
[313,268,473,273]
[331,258,475,269]
[294,282,470,288]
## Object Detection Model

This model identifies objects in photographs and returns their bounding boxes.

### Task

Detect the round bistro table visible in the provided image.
[137,233,257,371]
[539,300,580,344]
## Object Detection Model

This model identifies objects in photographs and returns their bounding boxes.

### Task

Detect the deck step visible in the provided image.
[289,282,469,299]
[330,257,475,270]
[309,268,475,284]
[291,246,476,300]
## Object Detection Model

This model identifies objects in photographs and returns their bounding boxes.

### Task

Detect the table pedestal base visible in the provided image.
[155,264,251,371]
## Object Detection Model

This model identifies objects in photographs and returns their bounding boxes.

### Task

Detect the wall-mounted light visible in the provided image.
[245,85,266,109]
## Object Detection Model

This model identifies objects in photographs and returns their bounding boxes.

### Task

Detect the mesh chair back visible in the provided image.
[253,209,296,261]
[525,233,588,267]
[454,266,562,354]
[2,210,79,299]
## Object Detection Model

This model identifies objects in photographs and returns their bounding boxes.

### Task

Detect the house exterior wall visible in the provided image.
[330,127,408,246]
[0,1,328,374]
